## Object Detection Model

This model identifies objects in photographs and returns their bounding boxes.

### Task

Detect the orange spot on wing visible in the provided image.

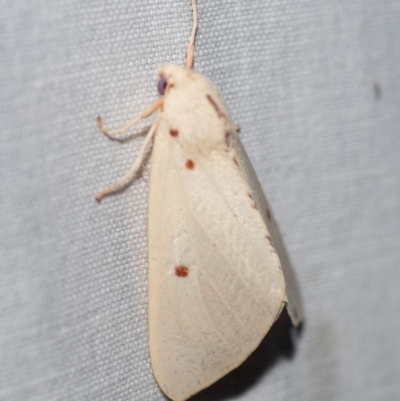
[265,235,276,253]
[225,131,232,147]
[175,266,189,277]
[248,193,258,210]
[185,159,195,170]
[170,129,179,137]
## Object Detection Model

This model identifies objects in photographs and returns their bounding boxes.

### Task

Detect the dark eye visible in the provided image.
[157,76,167,95]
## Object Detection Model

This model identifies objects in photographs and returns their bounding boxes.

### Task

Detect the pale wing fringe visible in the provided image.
[234,137,304,326]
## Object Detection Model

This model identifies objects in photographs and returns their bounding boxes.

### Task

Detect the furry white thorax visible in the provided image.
[157,65,235,156]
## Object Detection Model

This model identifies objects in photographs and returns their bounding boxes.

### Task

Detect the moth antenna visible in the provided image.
[186,0,198,69]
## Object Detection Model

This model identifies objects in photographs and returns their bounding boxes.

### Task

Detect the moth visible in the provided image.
[96,1,303,400]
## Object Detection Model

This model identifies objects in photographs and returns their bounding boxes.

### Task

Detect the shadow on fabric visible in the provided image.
[191,309,303,401]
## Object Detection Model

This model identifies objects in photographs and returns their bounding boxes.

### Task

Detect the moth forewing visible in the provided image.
[147,67,288,401]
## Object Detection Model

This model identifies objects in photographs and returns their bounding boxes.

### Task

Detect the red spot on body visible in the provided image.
[206,94,226,119]
[266,208,271,221]
[175,266,189,277]
[170,129,179,137]
[185,159,195,170]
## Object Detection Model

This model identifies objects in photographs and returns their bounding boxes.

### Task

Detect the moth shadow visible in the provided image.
[191,309,303,401]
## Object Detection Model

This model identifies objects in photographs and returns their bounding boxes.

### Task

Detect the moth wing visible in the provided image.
[234,137,304,326]
[148,125,288,401]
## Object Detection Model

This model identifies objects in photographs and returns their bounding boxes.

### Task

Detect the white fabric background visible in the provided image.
[1,0,400,400]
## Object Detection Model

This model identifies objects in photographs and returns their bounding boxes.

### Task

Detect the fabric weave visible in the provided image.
[1,1,400,400]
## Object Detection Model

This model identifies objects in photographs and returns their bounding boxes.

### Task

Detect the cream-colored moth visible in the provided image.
[96,1,303,400]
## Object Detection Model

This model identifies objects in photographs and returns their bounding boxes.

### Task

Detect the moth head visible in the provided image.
[157,64,199,97]
[156,64,228,117]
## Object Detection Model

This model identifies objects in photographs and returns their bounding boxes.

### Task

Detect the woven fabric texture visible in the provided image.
[1,0,400,400]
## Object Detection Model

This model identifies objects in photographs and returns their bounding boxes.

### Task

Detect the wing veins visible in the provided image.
[175,157,270,316]
[174,167,254,342]
[198,152,278,270]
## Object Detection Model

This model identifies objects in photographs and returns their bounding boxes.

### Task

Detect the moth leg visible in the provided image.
[186,0,198,69]
[95,122,158,202]
[97,98,163,139]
